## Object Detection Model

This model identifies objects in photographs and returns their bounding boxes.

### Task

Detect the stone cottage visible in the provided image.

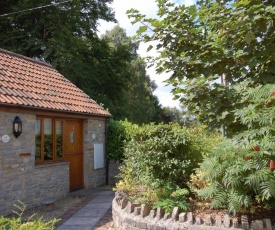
[0,48,111,216]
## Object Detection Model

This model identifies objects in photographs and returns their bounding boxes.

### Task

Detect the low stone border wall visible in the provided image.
[112,192,274,230]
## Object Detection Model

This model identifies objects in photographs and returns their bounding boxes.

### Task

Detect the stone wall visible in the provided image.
[0,111,70,216]
[113,192,274,230]
[0,111,109,216]
[83,118,107,188]
[0,162,70,216]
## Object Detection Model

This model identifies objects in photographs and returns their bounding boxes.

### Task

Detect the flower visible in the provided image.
[253,145,259,151]
[270,160,275,170]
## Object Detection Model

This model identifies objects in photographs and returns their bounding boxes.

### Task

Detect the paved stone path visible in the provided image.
[56,188,114,230]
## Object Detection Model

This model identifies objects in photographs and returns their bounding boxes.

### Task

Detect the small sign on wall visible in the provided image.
[2,135,10,143]
[94,143,104,169]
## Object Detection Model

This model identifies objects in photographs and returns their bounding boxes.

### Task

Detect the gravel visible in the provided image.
[17,195,89,223]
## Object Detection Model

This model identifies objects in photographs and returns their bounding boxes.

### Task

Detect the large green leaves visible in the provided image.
[128,0,275,135]
[199,138,275,214]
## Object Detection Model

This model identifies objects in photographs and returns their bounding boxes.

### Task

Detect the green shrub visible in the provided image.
[122,123,198,187]
[115,122,221,212]
[0,202,59,230]
[107,119,139,161]
[153,183,190,213]
[198,83,275,214]
[199,139,275,214]
[0,216,59,230]
[106,119,127,161]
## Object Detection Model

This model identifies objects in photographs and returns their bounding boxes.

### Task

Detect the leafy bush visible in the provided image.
[0,216,58,230]
[107,119,140,161]
[107,119,127,161]
[153,183,190,213]
[115,122,221,212]
[122,123,198,187]
[187,171,210,199]
[0,202,59,230]
[199,139,275,214]
[198,83,275,214]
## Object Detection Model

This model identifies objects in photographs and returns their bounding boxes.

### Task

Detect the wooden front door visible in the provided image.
[63,119,83,190]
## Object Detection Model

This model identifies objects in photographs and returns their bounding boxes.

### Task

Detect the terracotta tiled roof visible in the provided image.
[0,48,111,117]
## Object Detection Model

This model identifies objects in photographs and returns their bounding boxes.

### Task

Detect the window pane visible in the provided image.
[35,120,41,160]
[44,118,53,161]
[56,120,63,158]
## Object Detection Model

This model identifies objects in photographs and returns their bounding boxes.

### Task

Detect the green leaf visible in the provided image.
[244,32,255,44]
[147,45,153,52]
[137,26,148,34]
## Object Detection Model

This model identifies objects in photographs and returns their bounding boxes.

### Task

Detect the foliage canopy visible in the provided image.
[125,0,275,214]
[0,1,163,123]
[127,0,275,135]
[199,84,275,214]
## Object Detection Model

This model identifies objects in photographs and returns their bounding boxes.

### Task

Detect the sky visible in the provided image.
[98,0,195,109]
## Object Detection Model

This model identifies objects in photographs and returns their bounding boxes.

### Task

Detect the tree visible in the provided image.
[125,58,163,124]
[127,0,275,135]
[125,0,275,214]
[0,0,115,60]
[161,106,182,124]
[0,2,163,123]
[101,26,163,123]
[0,0,119,106]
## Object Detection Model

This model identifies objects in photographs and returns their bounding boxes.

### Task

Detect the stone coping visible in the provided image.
[112,192,274,230]
[34,161,70,169]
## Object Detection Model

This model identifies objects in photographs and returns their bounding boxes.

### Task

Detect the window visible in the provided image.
[35,116,63,163]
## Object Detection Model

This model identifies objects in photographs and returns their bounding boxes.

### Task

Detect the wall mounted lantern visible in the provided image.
[13,116,22,138]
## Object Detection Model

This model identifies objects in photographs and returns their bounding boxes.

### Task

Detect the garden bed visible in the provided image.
[190,201,275,225]
[113,193,275,230]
